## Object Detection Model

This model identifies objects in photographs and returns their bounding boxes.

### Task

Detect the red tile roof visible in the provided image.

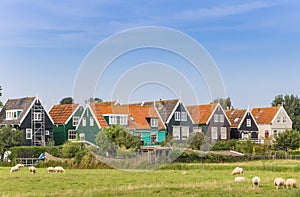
[90,103,165,130]
[251,106,280,124]
[49,104,79,125]
[186,104,217,124]
[225,109,247,128]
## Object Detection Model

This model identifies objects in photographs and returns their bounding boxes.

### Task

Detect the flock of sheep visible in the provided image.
[232,167,297,189]
[9,164,65,174]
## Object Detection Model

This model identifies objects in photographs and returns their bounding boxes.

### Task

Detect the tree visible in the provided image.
[0,86,2,107]
[59,97,74,105]
[86,97,103,104]
[271,94,300,130]
[187,132,205,150]
[211,97,232,110]
[95,125,141,156]
[274,129,300,151]
[0,126,24,158]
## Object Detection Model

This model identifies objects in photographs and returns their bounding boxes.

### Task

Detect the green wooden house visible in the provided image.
[49,104,84,145]
[76,102,166,146]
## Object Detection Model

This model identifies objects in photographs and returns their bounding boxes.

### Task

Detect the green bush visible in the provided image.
[9,146,46,160]
[210,140,237,151]
[61,141,85,158]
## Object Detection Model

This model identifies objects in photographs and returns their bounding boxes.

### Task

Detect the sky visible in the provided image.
[0,0,300,110]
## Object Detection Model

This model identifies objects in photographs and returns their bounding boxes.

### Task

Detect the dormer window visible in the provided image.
[6,109,22,120]
[108,114,128,125]
[150,118,158,127]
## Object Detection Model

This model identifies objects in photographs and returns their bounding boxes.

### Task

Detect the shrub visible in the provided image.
[9,146,46,160]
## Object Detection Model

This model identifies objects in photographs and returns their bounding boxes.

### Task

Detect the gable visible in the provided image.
[238,111,259,131]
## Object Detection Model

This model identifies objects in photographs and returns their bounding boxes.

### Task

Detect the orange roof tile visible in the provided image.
[90,103,164,130]
[251,106,280,124]
[186,104,217,124]
[225,109,247,128]
[49,104,79,125]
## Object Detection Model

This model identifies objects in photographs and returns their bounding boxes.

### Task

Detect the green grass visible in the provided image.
[1,160,300,196]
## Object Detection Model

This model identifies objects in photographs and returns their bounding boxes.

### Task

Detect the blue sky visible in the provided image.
[1,0,300,109]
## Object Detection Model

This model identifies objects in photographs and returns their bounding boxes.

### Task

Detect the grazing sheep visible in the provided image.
[231,167,243,175]
[274,178,285,189]
[252,176,261,188]
[234,177,245,182]
[54,166,65,173]
[15,164,25,169]
[10,166,19,173]
[47,167,56,173]
[285,178,297,189]
[29,166,36,174]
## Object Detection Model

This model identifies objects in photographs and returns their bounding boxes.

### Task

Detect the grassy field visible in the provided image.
[1,160,300,196]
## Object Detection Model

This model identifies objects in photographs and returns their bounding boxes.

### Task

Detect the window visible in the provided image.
[211,127,217,140]
[90,117,94,126]
[151,133,157,143]
[246,119,251,127]
[26,129,32,139]
[68,130,76,140]
[82,117,86,127]
[221,127,227,139]
[219,114,224,123]
[6,110,22,120]
[182,127,189,140]
[150,118,158,127]
[277,117,281,123]
[242,132,249,139]
[181,112,187,121]
[193,127,202,133]
[109,115,127,125]
[175,112,180,121]
[214,114,219,123]
[265,130,269,138]
[45,130,49,135]
[73,116,79,126]
[282,117,287,123]
[273,130,278,138]
[33,112,42,121]
[120,116,127,125]
[79,133,85,141]
[173,127,180,140]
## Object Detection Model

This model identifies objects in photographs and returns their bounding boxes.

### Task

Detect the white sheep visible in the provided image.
[234,176,245,182]
[29,166,36,174]
[231,167,243,175]
[10,166,19,173]
[252,176,261,188]
[47,167,56,173]
[54,166,65,173]
[15,164,25,169]
[285,178,297,189]
[274,178,285,189]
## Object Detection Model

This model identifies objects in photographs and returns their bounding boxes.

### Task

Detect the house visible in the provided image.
[135,99,194,142]
[49,104,84,145]
[186,103,231,142]
[226,109,259,142]
[76,102,166,146]
[251,106,292,141]
[0,96,53,146]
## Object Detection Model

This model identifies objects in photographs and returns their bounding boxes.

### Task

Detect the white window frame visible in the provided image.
[68,130,76,140]
[181,112,187,121]
[73,116,79,126]
[33,112,42,121]
[150,118,158,127]
[82,117,86,127]
[214,114,219,123]
[219,114,224,123]
[150,132,158,143]
[273,130,278,138]
[6,110,22,120]
[26,129,32,140]
[211,127,217,140]
[277,117,281,123]
[173,127,180,140]
[193,127,202,133]
[242,132,249,139]
[90,117,94,127]
[246,119,251,127]
[221,127,227,140]
[181,127,189,140]
[79,133,85,141]
[45,130,50,135]
[175,112,180,121]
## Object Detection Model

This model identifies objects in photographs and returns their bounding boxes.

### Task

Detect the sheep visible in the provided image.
[54,166,65,173]
[29,166,36,174]
[274,178,285,189]
[252,176,261,188]
[231,167,243,175]
[15,164,25,169]
[10,166,19,173]
[234,177,245,182]
[47,167,56,173]
[285,178,297,189]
